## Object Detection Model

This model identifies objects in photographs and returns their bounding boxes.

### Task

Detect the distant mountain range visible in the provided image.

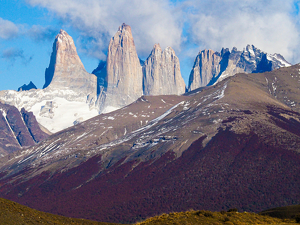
[0,23,291,134]
[188,45,291,91]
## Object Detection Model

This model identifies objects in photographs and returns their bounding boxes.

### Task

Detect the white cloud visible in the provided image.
[0,18,19,39]
[26,0,183,59]
[186,0,300,63]
[28,25,58,42]
[1,48,33,65]
[25,0,300,64]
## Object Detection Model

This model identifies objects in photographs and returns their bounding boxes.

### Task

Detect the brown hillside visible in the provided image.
[0,197,121,225]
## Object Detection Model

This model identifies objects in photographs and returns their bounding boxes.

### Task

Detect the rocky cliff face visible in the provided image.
[0,30,99,133]
[21,108,49,143]
[44,29,97,100]
[188,45,291,91]
[188,49,223,90]
[0,102,48,156]
[104,23,143,109]
[143,44,186,95]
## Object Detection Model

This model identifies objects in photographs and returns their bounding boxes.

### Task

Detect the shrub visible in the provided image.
[227,208,238,213]
[224,217,230,222]
[295,214,300,223]
[203,211,214,218]
[194,210,204,216]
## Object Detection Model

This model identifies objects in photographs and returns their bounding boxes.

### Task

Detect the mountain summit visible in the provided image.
[143,43,186,95]
[188,45,291,91]
[0,30,99,133]
[44,29,97,98]
[104,23,143,109]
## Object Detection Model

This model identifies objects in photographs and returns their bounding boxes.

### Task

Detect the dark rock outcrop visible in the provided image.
[5,107,35,147]
[17,81,37,92]
[0,102,48,156]
[21,108,48,143]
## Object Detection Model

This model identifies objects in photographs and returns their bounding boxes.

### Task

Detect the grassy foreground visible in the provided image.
[135,210,298,225]
[0,197,119,225]
[260,205,300,220]
[0,196,299,224]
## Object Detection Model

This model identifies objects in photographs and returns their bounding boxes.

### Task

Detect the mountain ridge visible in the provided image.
[188,44,291,91]
[0,24,292,134]
[0,64,299,223]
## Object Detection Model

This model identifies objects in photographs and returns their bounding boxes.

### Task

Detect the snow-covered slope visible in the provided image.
[0,88,98,133]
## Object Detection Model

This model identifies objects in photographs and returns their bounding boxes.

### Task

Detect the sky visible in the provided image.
[1,0,300,91]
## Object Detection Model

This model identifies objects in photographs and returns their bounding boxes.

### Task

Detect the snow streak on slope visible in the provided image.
[96,101,185,151]
[3,82,229,175]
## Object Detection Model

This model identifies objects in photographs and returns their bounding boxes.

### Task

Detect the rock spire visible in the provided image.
[188,45,291,91]
[104,23,143,109]
[143,44,186,95]
[43,29,97,98]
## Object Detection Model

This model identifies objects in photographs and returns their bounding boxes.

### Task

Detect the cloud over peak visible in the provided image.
[27,0,183,59]
[25,0,300,64]
[28,25,58,42]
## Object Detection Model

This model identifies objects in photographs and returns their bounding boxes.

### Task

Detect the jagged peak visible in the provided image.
[55,29,74,45]
[59,29,67,35]
[196,49,218,60]
[18,81,37,92]
[198,49,215,55]
[111,23,135,46]
[164,46,175,53]
[118,23,132,33]
[153,43,162,51]
[231,46,239,52]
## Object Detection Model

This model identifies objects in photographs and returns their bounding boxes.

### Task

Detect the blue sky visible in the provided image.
[1,0,300,91]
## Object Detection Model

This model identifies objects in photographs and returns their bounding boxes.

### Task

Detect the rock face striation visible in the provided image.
[143,44,186,95]
[95,24,186,112]
[44,29,97,100]
[103,23,143,109]
[188,49,225,90]
[188,45,291,91]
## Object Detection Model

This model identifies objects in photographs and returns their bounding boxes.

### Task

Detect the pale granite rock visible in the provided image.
[44,29,97,99]
[104,23,143,109]
[188,45,291,91]
[188,49,222,91]
[143,44,186,95]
